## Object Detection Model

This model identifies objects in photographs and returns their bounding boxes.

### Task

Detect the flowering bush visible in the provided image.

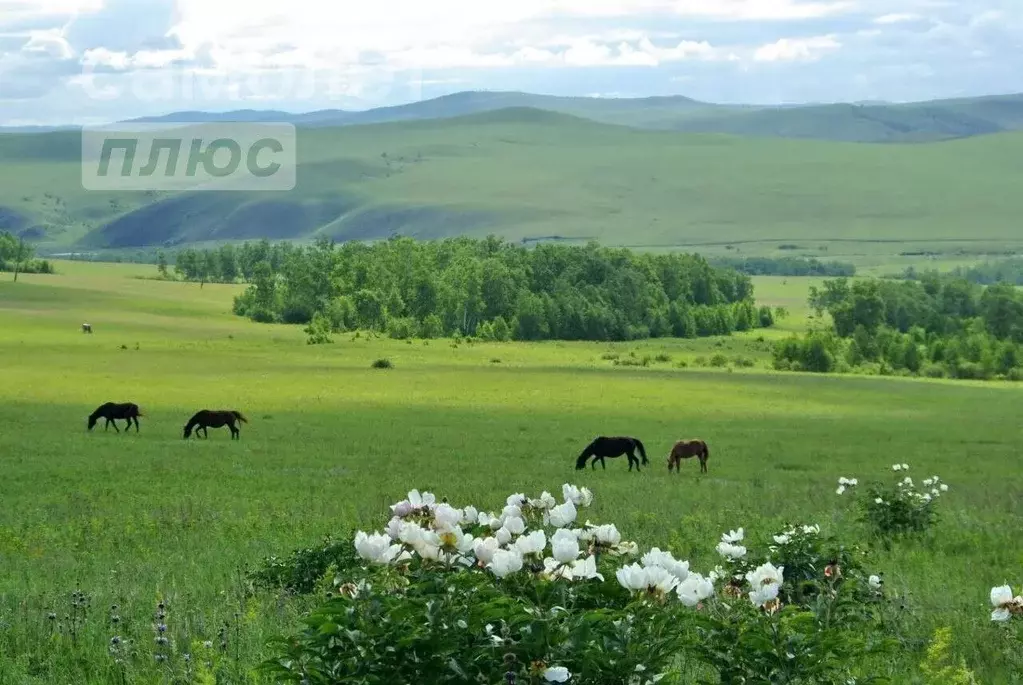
[262,485,896,684]
[836,464,949,541]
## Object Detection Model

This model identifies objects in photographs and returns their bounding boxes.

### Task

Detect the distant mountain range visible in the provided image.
[5,89,1023,144]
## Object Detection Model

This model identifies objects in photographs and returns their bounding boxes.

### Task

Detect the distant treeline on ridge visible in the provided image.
[170,236,777,342]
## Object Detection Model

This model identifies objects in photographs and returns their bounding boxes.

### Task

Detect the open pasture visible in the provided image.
[1,264,1022,682]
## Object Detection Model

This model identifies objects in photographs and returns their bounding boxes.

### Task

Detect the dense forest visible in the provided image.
[210,236,774,342]
[774,275,1023,380]
[899,259,1023,286]
[0,231,53,275]
[708,255,855,277]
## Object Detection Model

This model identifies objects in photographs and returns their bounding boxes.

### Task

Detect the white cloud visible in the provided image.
[873,12,921,24]
[753,34,841,61]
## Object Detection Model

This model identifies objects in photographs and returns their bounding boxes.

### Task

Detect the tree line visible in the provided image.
[774,274,1023,381]
[0,231,54,277]
[219,236,775,342]
[708,255,855,277]
[898,259,1023,286]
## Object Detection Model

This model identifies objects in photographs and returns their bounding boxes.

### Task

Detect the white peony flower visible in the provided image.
[407,489,436,509]
[551,528,581,564]
[676,573,715,607]
[591,524,622,546]
[547,501,578,528]
[495,527,513,546]
[991,584,1014,622]
[502,504,523,521]
[503,515,526,536]
[716,541,747,560]
[473,537,500,564]
[874,498,884,505]
[773,533,791,545]
[746,562,784,608]
[544,666,571,682]
[385,516,404,540]
[722,528,744,544]
[571,555,604,581]
[529,491,557,511]
[461,506,479,525]
[616,563,648,592]
[562,484,593,507]
[433,504,462,531]
[643,566,680,595]
[901,463,909,471]
[506,493,527,507]
[868,575,883,589]
[514,530,547,557]
[801,525,820,535]
[488,548,524,578]
[892,464,902,472]
[749,582,780,608]
[354,531,402,565]
[641,548,690,582]
[940,483,949,492]
[836,485,846,495]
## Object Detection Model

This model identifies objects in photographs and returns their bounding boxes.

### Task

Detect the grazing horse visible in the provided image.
[183,410,248,440]
[87,402,142,432]
[575,436,648,472]
[667,439,710,474]
[82,323,92,334]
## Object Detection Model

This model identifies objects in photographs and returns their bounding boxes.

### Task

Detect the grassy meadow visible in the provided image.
[1,262,1022,682]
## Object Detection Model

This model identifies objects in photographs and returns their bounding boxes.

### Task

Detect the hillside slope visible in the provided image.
[123,90,1023,143]
[2,107,1023,255]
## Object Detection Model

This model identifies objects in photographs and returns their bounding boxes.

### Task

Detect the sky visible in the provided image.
[0,0,1020,125]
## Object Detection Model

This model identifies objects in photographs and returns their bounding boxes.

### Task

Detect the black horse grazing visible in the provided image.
[575,436,648,472]
[87,402,142,432]
[183,410,248,440]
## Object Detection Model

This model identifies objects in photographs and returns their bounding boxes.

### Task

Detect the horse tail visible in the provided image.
[703,441,710,460]
[233,411,248,423]
[634,438,648,464]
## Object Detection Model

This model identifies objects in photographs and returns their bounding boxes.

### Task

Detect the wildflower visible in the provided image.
[874,498,884,505]
[892,464,902,472]
[869,575,883,589]
[990,584,1021,622]
[901,463,909,470]
[433,504,462,531]
[571,555,604,581]
[514,530,547,558]
[921,493,932,502]
[354,531,401,565]
[544,666,571,682]
[716,541,747,560]
[931,488,940,498]
[746,562,784,608]
[461,505,479,525]
[529,491,557,511]
[773,533,791,545]
[616,564,648,592]
[550,528,581,564]
[488,549,524,579]
[722,528,744,544]
[641,548,690,582]
[562,484,594,507]
[473,537,500,564]
[838,477,857,487]
[676,573,715,607]
[922,478,934,487]
[940,483,949,492]
[503,515,526,536]
[801,524,820,535]
[546,501,578,528]
[836,485,846,495]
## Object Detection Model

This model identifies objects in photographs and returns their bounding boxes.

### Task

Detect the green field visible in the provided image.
[4,109,1023,268]
[1,263,1021,682]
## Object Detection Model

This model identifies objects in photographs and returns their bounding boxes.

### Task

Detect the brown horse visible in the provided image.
[667,439,710,474]
[183,410,248,440]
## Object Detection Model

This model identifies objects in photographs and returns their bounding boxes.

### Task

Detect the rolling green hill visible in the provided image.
[124,90,1023,143]
[3,107,1023,258]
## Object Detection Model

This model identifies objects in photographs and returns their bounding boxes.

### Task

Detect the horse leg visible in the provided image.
[230,421,239,440]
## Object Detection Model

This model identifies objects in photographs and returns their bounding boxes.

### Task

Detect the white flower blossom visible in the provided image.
[550,528,581,564]
[940,483,949,492]
[514,530,547,557]
[544,666,571,682]
[869,575,883,589]
[529,491,557,511]
[836,485,846,495]
[571,555,604,581]
[461,506,479,525]
[616,563,648,592]
[874,498,884,505]
[773,533,791,545]
[722,528,744,544]
[801,524,820,535]
[408,489,436,509]
[991,584,1015,622]
[676,573,715,607]
[495,527,513,546]
[433,504,462,531]
[716,541,747,560]
[503,515,526,536]
[746,562,784,608]
[354,531,402,565]
[892,464,902,472]
[641,548,690,582]
[562,484,594,507]
[488,548,524,579]
[502,505,523,522]
[546,501,578,528]
[474,537,500,564]
[506,493,527,507]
